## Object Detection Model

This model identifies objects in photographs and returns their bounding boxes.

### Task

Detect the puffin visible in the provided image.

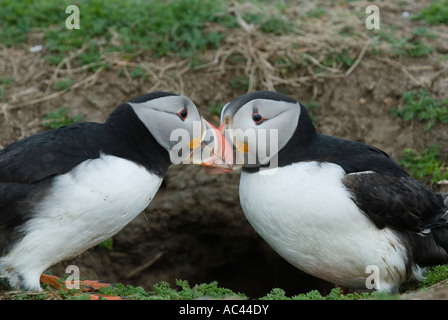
[0,91,231,292]
[216,90,448,293]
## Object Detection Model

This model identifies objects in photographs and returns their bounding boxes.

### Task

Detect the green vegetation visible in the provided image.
[130,65,148,80]
[303,98,320,124]
[41,106,83,129]
[96,238,114,251]
[4,266,448,300]
[321,49,356,69]
[241,12,295,35]
[412,0,448,25]
[391,90,448,131]
[229,75,250,91]
[0,77,14,100]
[421,265,448,287]
[306,8,327,18]
[369,28,434,58]
[398,144,448,184]
[54,78,73,91]
[97,279,246,300]
[0,0,230,65]
[209,101,224,116]
[260,287,390,300]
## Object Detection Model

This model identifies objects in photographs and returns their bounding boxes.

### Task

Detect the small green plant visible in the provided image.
[421,265,448,287]
[369,28,434,58]
[412,27,438,39]
[303,98,320,124]
[259,287,386,300]
[208,101,224,116]
[130,65,148,79]
[229,75,250,91]
[394,38,433,58]
[0,77,14,85]
[96,238,114,251]
[398,144,448,184]
[391,90,448,130]
[321,50,356,69]
[240,6,297,35]
[54,78,73,92]
[412,0,448,25]
[259,17,293,35]
[306,8,327,18]
[42,106,83,129]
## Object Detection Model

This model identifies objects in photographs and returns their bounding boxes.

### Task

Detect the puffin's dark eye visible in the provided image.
[177,106,188,121]
[252,112,264,125]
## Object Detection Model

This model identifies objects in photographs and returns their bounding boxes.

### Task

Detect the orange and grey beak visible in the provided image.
[189,117,234,170]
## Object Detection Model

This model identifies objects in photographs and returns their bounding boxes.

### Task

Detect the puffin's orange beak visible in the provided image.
[189,117,233,171]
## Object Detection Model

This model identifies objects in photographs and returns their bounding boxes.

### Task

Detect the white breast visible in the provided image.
[1,154,162,290]
[239,162,415,292]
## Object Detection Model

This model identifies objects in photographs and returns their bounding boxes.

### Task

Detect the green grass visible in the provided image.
[369,28,434,58]
[321,49,356,69]
[53,78,73,92]
[0,0,230,64]
[398,144,448,184]
[41,106,83,129]
[421,265,448,287]
[391,90,448,131]
[241,12,295,35]
[209,101,225,116]
[96,238,114,251]
[306,8,327,18]
[412,0,448,25]
[259,287,389,300]
[0,0,301,72]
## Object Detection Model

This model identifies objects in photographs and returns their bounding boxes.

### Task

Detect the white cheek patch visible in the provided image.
[229,100,301,166]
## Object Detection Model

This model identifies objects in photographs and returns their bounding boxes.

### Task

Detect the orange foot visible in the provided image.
[40,273,124,300]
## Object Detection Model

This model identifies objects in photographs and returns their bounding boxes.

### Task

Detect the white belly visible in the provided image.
[240,162,413,292]
[1,154,162,290]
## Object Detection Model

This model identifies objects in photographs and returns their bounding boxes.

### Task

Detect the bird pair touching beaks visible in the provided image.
[1,90,447,295]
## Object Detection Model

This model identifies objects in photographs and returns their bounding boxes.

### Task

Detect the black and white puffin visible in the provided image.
[0,91,230,292]
[217,90,448,293]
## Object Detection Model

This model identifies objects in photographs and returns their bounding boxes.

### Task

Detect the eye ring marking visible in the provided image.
[178,106,188,121]
[252,111,264,125]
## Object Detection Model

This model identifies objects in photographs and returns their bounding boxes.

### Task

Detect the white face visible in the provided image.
[222,98,301,167]
[129,95,232,166]
[129,95,200,153]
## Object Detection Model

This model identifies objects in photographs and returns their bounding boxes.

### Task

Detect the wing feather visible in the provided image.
[343,172,447,233]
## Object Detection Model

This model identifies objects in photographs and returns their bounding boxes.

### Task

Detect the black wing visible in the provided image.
[0,122,104,184]
[343,171,448,233]
[0,123,105,228]
[307,135,448,234]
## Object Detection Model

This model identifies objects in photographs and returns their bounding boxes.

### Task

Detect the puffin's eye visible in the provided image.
[252,112,264,125]
[177,106,188,121]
